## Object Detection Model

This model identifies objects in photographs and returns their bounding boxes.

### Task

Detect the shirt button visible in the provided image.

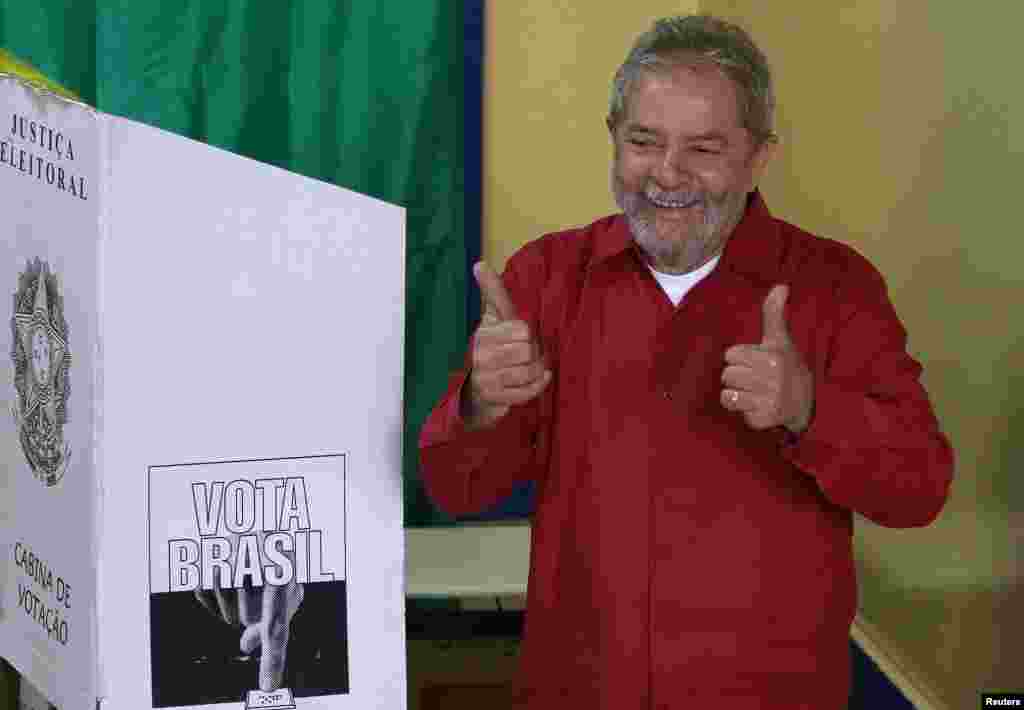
[662,389,673,400]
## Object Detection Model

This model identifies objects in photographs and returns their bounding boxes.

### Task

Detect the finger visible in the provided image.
[761,284,792,348]
[724,345,784,372]
[262,581,289,634]
[723,344,758,367]
[240,623,261,655]
[480,309,501,327]
[474,261,518,322]
[497,362,549,388]
[288,582,305,618]
[720,387,760,413]
[484,369,552,405]
[238,584,262,626]
[721,364,780,394]
[258,584,290,691]
[721,364,757,392]
[194,590,221,619]
[475,361,548,395]
[211,573,239,626]
[477,318,534,346]
[475,340,541,369]
[473,321,532,350]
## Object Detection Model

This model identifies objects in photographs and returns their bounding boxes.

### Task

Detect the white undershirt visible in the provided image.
[647,255,720,307]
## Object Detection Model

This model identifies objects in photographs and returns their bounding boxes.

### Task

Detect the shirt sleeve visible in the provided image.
[781,253,954,528]
[417,247,550,517]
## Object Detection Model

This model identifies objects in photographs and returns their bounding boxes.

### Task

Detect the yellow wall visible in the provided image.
[696,2,1022,706]
[486,3,1022,706]
[484,1,699,268]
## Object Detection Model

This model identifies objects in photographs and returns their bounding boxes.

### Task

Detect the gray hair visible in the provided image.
[609,15,777,145]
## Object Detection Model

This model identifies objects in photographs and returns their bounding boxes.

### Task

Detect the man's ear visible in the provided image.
[747,137,778,189]
[606,115,616,138]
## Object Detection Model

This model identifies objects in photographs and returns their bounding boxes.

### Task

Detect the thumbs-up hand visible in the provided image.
[720,284,814,433]
[461,261,552,430]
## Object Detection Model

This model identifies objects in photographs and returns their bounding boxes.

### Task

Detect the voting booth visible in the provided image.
[0,75,407,710]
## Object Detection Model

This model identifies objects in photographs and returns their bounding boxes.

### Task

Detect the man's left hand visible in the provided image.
[720,284,814,434]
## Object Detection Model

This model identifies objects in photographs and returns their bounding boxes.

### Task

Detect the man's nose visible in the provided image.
[653,147,691,189]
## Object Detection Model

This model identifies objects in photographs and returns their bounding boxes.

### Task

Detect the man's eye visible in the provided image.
[693,146,721,155]
[628,138,657,147]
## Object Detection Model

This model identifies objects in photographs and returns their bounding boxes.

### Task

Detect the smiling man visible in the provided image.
[420,14,953,709]
[610,47,772,279]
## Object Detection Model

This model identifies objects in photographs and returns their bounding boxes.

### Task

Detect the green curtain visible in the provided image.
[1,1,463,525]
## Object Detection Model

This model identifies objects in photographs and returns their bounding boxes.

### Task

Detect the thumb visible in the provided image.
[474,261,517,322]
[761,284,791,346]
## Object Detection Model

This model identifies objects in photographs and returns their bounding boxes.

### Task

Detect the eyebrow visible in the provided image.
[687,132,729,144]
[624,124,661,135]
[624,125,730,144]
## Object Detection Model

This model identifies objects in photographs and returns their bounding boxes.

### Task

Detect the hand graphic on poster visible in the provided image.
[194,542,305,692]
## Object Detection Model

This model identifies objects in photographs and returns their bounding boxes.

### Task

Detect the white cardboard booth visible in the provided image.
[0,75,407,710]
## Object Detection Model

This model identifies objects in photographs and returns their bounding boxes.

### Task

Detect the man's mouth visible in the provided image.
[646,192,702,210]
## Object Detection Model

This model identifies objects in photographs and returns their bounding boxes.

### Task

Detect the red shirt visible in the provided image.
[418,193,953,709]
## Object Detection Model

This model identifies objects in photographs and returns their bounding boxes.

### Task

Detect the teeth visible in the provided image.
[648,195,696,209]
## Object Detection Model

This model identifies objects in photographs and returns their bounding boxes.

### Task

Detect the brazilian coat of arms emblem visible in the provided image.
[10,258,71,486]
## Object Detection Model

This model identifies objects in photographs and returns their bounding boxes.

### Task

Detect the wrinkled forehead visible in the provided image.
[621,60,746,130]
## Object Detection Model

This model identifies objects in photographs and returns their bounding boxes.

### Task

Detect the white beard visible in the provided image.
[613,175,747,272]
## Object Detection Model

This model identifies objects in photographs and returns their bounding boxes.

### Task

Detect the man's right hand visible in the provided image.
[462,261,552,430]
